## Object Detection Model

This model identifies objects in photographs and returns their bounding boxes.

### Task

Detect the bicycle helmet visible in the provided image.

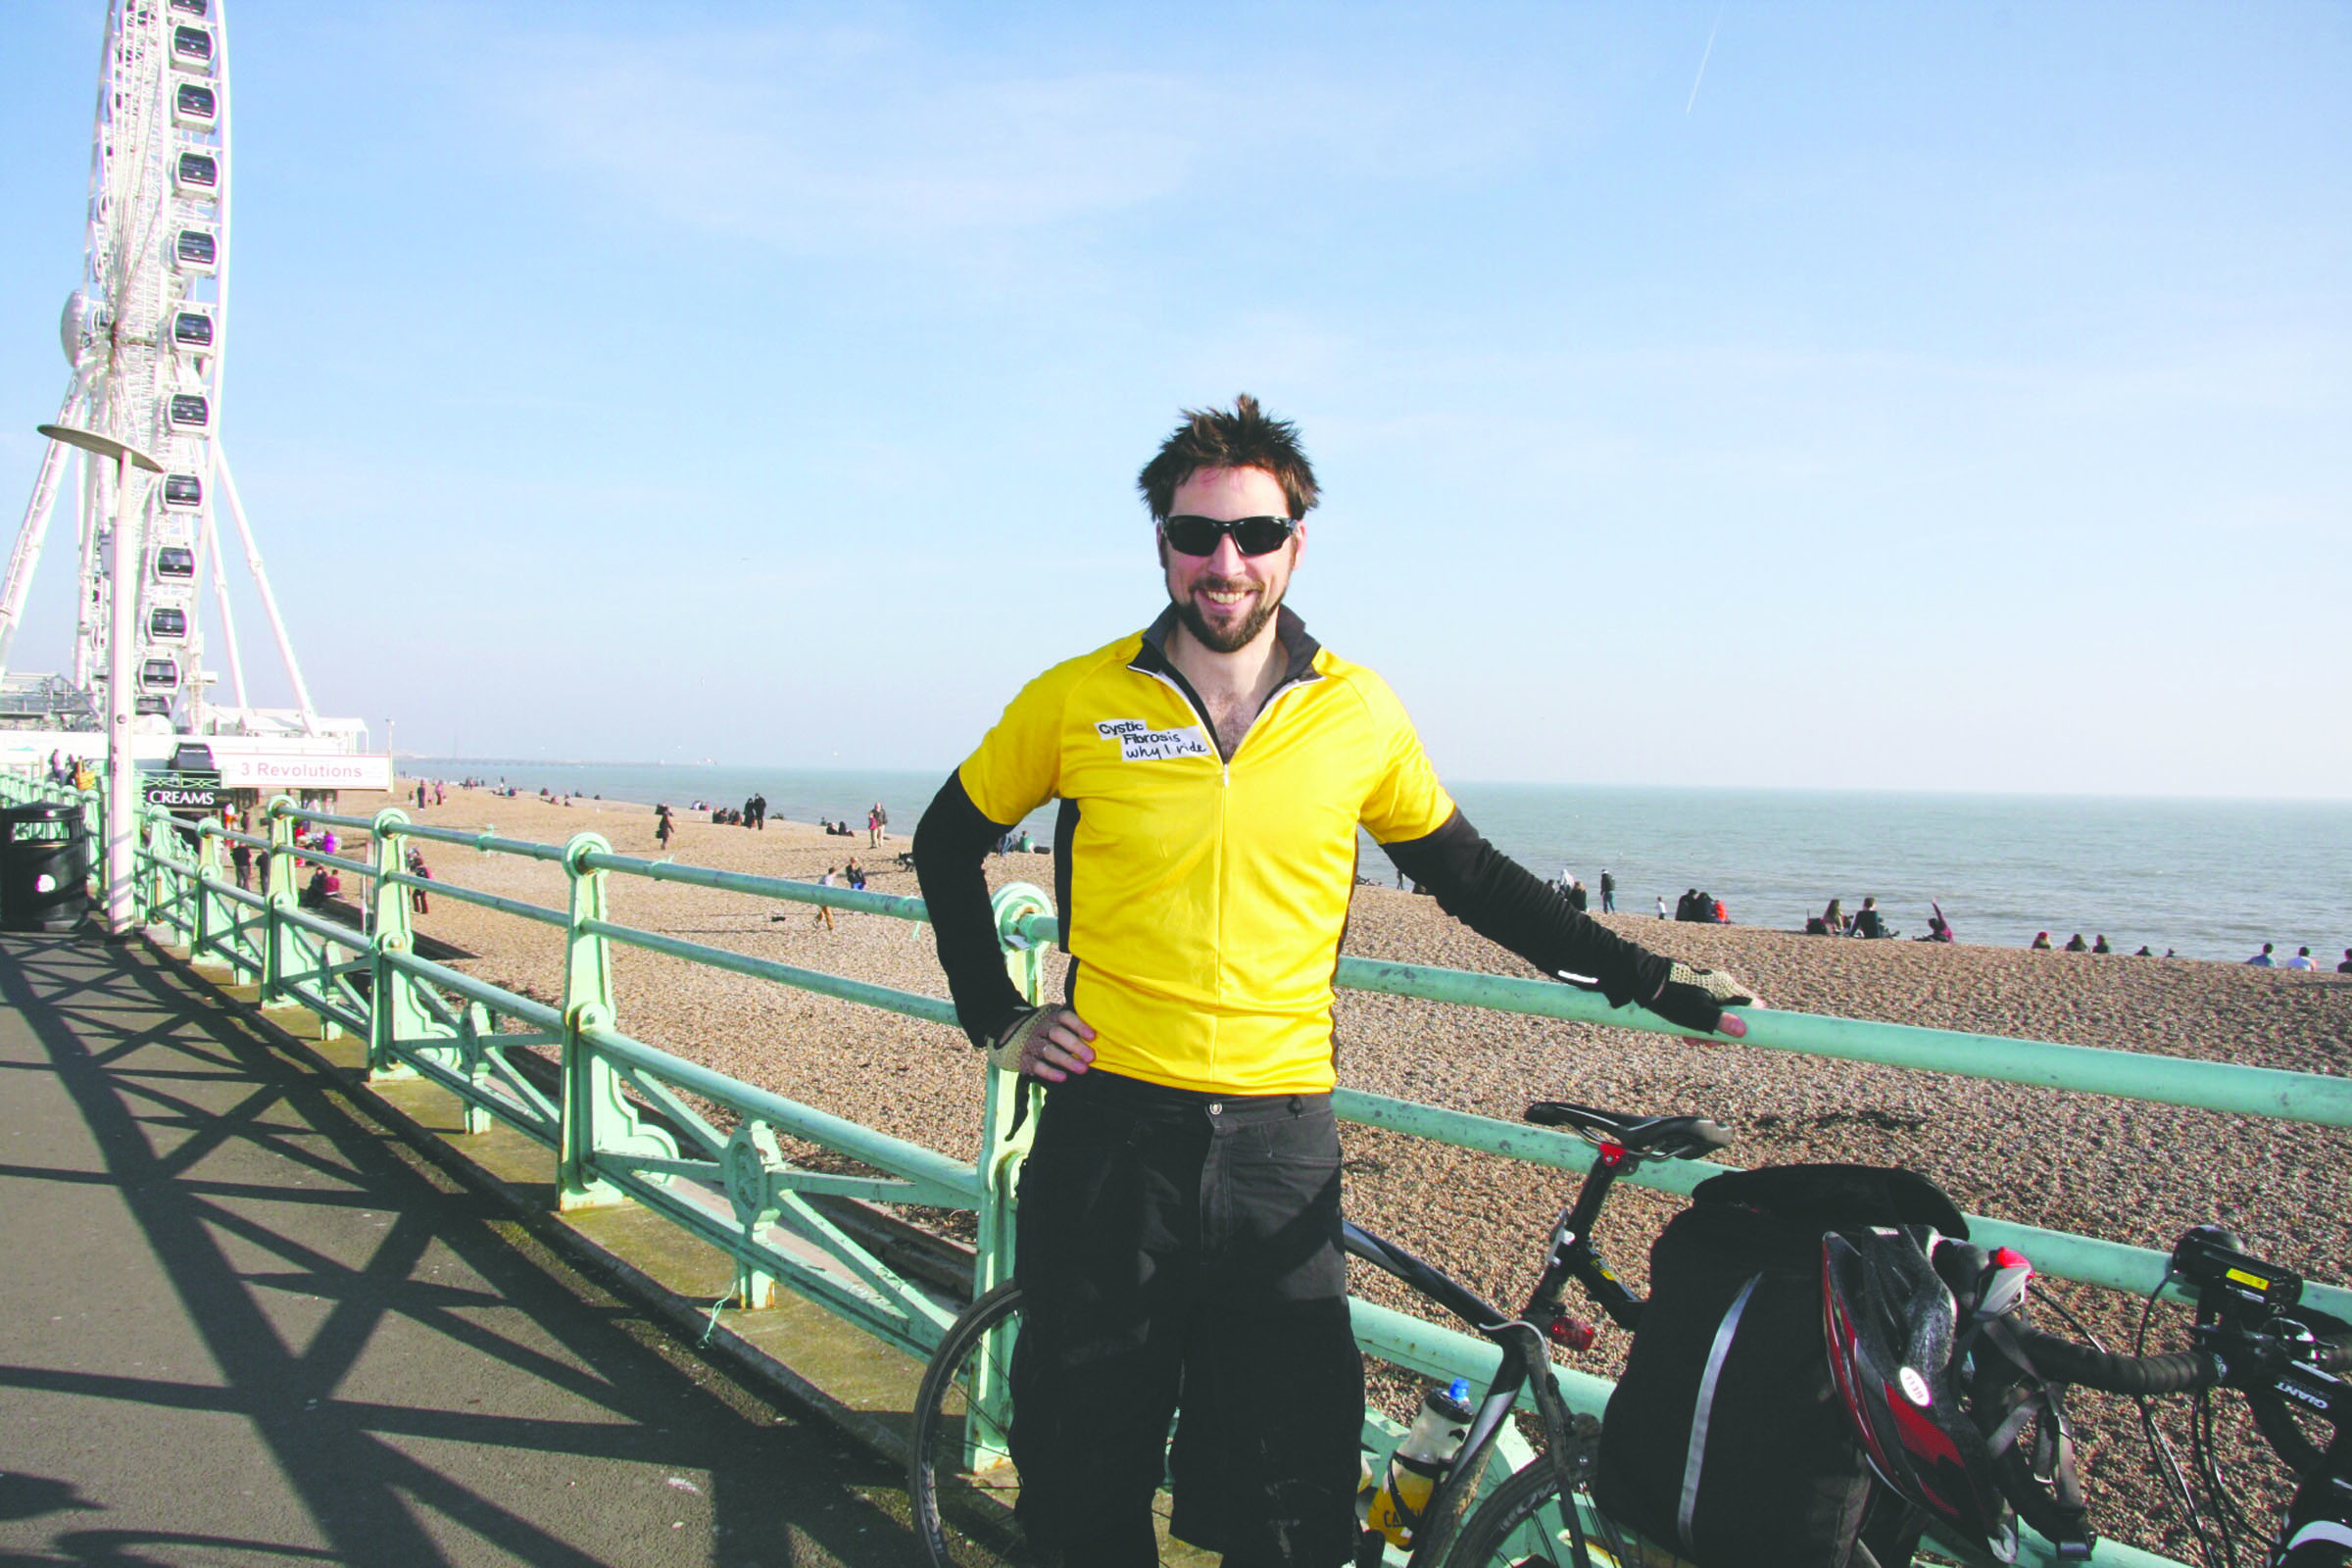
[1822,1226,2022,1560]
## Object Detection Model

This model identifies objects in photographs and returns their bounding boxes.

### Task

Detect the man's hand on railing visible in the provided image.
[1647,961,1764,1038]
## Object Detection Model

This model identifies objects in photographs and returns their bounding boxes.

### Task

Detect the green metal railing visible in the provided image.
[20,771,2343,1568]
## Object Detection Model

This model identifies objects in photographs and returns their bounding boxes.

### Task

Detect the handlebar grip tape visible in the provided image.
[2013,1327,2214,1395]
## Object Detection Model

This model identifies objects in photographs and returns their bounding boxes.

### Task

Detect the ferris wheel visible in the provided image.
[1,0,321,739]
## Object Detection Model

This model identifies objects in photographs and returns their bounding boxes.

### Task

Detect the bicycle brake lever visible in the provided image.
[1976,1249,2034,1322]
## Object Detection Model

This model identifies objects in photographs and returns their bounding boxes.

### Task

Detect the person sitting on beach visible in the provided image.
[2031,931,2052,950]
[2283,946,2316,970]
[2133,945,2153,956]
[2063,933,2088,953]
[1924,914,1954,943]
[2091,935,2112,955]
[1821,897,1845,934]
[1850,897,1886,939]
[2338,948,2352,973]
[2246,942,2276,966]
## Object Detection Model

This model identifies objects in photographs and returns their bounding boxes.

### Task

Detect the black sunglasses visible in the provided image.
[1160,514,1297,558]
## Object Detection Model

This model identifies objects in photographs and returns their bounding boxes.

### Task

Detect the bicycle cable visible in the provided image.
[2128,1271,2226,1568]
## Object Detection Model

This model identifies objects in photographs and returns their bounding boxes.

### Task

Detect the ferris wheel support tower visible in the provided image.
[2,0,354,753]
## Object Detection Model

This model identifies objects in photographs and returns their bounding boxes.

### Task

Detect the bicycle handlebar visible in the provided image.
[2005,1324,2219,1396]
[2008,1316,2350,1393]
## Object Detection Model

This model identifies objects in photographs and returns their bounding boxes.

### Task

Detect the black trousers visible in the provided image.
[1009,1069,1363,1567]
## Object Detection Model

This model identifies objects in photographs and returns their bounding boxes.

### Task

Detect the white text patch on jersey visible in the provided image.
[1097,719,1213,761]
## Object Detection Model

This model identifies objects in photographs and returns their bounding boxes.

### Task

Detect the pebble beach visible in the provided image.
[338,785,2349,1557]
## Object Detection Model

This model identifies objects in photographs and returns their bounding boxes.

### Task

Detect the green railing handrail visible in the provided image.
[1007,909,2352,1132]
[577,916,962,1027]
[79,777,2343,1568]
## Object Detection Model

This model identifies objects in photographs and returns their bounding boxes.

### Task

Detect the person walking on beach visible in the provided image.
[812,867,837,930]
[911,393,1758,1568]
[1656,893,1668,920]
[410,856,432,914]
[1599,868,1615,913]
[2246,943,2276,967]
[655,804,676,851]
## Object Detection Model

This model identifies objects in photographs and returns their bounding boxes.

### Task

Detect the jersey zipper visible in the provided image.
[1222,675,1313,784]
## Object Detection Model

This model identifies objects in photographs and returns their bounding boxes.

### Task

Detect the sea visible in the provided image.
[407,759,2352,964]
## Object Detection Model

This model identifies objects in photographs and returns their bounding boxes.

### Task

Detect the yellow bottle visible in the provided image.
[1363,1378,1474,1548]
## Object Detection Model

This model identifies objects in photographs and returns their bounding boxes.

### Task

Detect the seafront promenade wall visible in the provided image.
[7,769,2344,1568]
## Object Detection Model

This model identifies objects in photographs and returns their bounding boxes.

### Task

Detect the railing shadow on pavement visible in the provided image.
[0,931,920,1566]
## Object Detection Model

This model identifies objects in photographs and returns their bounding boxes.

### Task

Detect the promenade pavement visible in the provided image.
[0,933,916,1567]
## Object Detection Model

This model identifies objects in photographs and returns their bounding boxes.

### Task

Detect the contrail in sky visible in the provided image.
[1686,5,1724,113]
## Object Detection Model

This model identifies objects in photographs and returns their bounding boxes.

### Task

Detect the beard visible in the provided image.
[1173,576,1283,655]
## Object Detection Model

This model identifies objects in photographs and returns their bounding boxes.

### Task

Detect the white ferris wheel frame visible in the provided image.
[2,0,323,740]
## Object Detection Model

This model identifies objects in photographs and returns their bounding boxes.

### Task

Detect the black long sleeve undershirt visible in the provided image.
[1381,809,1671,1010]
[919,776,1672,1049]
[912,772,1030,1050]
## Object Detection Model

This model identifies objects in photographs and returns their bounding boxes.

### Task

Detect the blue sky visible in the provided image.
[2,1,2345,796]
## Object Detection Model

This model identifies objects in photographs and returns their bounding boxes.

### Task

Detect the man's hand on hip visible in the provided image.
[988,1006,1098,1082]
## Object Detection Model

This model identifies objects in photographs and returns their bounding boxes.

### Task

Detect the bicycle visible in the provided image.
[1952,1226,2351,1568]
[907,1099,1728,1567]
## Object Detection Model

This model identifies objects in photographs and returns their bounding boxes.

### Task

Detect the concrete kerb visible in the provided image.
[153,928,937,1475]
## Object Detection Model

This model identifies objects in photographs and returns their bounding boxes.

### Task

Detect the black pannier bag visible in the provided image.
[1594,1164,1970,1568]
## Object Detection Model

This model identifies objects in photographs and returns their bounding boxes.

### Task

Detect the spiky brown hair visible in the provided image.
[1135,394,1321,521]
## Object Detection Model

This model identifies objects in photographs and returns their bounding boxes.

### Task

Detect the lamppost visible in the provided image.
[387,716,396,795]
[36,422,160,933]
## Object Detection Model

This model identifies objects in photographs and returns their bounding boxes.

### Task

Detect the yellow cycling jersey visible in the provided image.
[957,608,1455,1096]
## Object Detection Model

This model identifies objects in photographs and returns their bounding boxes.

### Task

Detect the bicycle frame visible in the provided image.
[2184,1268,2352,1563]
[1341,1134,1658,1564]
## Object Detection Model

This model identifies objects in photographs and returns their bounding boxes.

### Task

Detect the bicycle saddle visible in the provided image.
[1524,1101,1732,1160]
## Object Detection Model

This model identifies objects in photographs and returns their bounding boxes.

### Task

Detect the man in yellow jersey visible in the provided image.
[913,395,1755,1567]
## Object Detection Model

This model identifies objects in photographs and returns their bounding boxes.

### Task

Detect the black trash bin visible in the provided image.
[0,803,92,932]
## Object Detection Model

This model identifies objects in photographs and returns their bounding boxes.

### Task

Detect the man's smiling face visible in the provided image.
[1158,465,1304,657]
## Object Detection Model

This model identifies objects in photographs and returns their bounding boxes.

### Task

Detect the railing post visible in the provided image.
[366,808,431,1087]
[140,808,175,941]
[260,796,298,1010]
[556,832,677,1210]
[192,816,222,958]
[976,881,1053,1301]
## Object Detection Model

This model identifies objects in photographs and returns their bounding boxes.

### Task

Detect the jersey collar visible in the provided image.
[1132,603,1324,688]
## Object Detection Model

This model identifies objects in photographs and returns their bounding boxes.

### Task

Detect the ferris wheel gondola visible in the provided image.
[1,0,329,742]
